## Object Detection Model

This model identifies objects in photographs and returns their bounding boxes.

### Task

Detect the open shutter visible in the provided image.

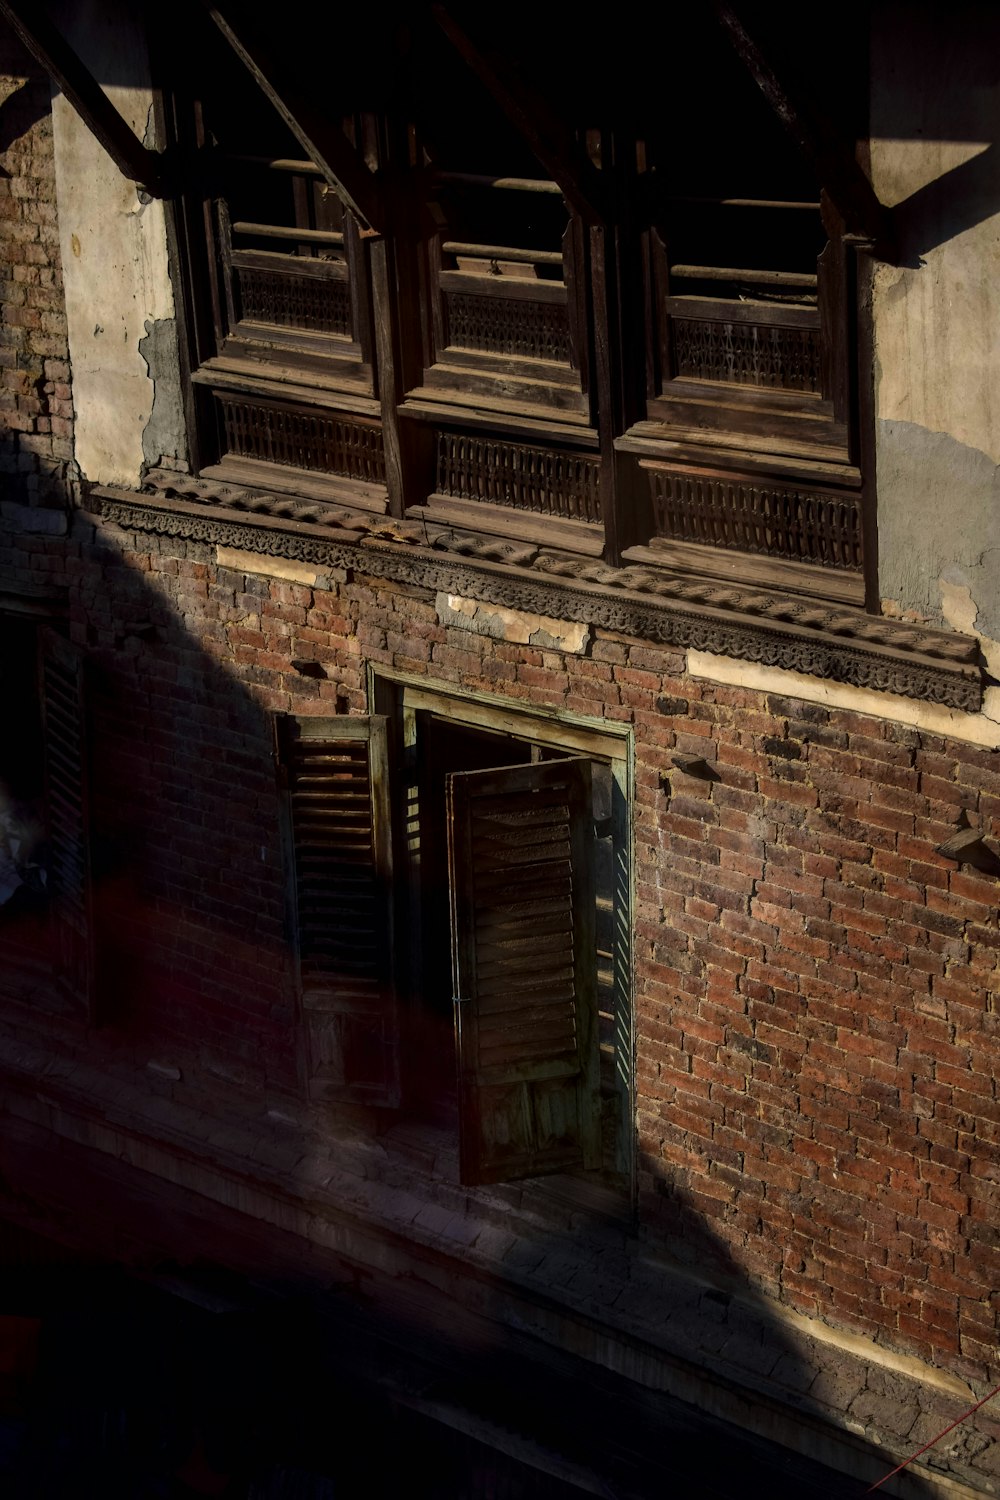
[448,757,600,1185]
[39,629,94,1019]
[277,715,399,1107]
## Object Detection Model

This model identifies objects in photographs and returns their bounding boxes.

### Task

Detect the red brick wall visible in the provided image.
[5,514,1000,1389]
[0,28,75,508]
[634,680,1000,1387]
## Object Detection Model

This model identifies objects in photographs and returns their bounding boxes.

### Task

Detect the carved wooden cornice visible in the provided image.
[88,475,982,713]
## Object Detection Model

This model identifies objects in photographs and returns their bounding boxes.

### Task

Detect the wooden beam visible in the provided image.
[431,6,608,225]
[202,3,384,234]
[0,0,167,196]
[712,3,892,251]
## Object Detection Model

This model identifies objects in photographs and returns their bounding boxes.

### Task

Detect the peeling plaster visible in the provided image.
[687,652,1000,750]
[875,418,1000,652]
[138,318,185,471]
[436,593,591,653]
[49,0,180,487]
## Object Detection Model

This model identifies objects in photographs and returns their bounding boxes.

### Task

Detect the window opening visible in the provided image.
[397,694,632,1193]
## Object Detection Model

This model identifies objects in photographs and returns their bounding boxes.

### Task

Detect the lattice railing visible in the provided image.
[436,433,602,524]
[218,395,385,484]
[671,317,821,393]
[648,468,862,570]
[445,291,571,364]
[235,263,352,338]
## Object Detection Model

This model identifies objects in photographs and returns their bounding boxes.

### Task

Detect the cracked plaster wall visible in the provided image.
[49,0,183,487]
[870,3,1000,686]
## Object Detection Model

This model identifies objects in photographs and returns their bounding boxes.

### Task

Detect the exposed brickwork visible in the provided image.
[3,514,1000,1490]
[0,29,75,508]
[635,685,1000,1386]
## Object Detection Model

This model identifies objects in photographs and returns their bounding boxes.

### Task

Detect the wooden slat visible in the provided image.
[277,714,399,1106]
[448,757,600,1184]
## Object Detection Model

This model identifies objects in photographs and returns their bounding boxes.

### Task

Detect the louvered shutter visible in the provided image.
[447,758,600,1185]
[277,715,399,1107]
[39,629,94,1018]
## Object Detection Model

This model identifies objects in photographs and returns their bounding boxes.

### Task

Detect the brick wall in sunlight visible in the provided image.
[0,27,75,509]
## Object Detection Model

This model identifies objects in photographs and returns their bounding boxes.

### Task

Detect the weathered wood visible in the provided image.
[370,237,407,519]
[624,537,865,607]
[669,265,817,289]
[399,397,596,445]
[448,757,600,1185]
[433,173,563,196]
[442,242,564,267]
[414,496,604,556]
[193,359,380,411]
[230,222,345,247]
[590,217,644,562]
[276,715,400,1107]
[0,0,167,195]
[850,236,880,612]
[200,457,388,515]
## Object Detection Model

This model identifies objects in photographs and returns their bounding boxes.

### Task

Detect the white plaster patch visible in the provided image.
[939,577,979,637]
[687,650,1000,749]
[216,547,318,587]
[436,592,590,653]
[939,576,1000,681]
[50,2,179,488]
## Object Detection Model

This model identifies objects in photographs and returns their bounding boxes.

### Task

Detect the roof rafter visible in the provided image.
[712,3,893,250]
[201,3,384,234]
[431,5,608,226]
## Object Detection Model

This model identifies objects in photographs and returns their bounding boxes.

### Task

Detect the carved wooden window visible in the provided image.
[170,14,384,504]
[645,195,847,456]
[419,176,589,423]
[210,150,373,384]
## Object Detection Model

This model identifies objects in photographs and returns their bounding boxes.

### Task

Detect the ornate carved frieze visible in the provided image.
[646,466,862,572]
[446,291,571,364]
[89,475,982,713]
[235,264,352,338]
[217,395,385,484]
[436,433,602,524]
[671,316,821,392]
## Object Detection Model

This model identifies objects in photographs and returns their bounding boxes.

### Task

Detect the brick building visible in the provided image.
[1,2,999,1495]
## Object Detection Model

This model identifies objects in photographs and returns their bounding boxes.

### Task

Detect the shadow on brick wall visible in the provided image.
[0,515,957,1497]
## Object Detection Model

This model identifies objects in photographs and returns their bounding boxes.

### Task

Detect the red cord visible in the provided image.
[865,1380,1000,1493]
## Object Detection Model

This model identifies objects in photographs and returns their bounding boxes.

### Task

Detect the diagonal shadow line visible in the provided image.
[889,143,1000,267]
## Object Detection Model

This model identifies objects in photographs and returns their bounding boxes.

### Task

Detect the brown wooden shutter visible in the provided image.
[447,757,600,1185]
[277,715,399,1107]
[39,629,94,1018]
